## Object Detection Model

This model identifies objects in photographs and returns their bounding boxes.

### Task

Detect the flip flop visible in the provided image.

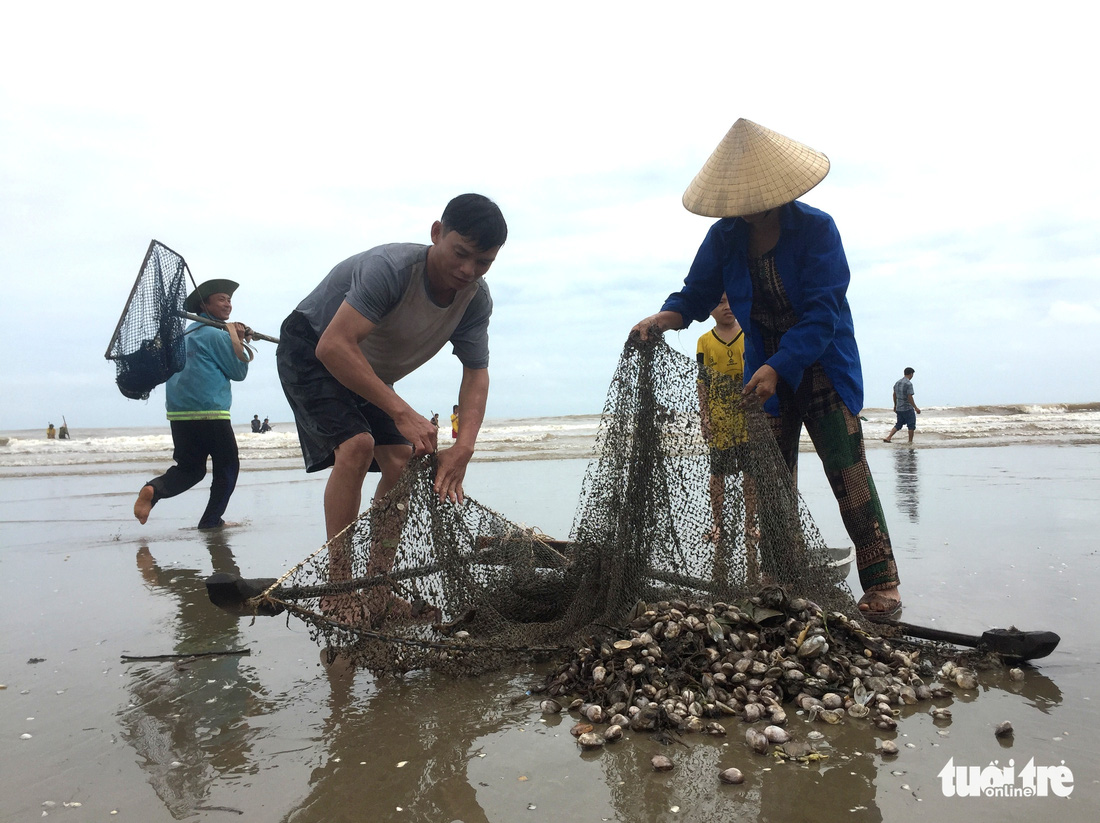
[858,591,903,621]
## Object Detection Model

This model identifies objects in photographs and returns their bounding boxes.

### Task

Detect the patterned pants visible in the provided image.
[769,364,899,592]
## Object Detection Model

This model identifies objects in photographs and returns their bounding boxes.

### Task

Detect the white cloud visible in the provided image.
[3,2,1100,429]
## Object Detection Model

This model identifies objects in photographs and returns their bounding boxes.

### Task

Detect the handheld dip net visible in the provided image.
[105,240,191,400]
[105,239,277,400]
[225,334,860,676]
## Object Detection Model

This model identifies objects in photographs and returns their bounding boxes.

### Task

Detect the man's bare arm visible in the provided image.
[315,301,437,455]
[435,367,489,503]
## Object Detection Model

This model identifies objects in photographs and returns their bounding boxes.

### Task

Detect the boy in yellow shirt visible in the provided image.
[697,294,758,581]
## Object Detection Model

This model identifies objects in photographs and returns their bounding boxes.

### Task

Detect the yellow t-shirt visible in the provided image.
[697,328,747,447]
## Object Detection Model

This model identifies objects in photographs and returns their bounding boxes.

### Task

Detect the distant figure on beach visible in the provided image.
[430,412,439,429]
[134,279,253,530]
[631,118,901,618]
[251,414,262,433]
[697,295,758,568]
[260,417,272,433]
[883,368,920,444]
[276,194,507,618]
[450,404,459,440]
[46,422,56,439]
[58,422,70,440]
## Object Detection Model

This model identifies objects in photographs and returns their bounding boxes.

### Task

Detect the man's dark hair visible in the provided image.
[441,193,508,250]
[904,367,915,376]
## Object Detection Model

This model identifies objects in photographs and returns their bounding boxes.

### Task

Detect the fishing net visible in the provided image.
[245,334,856,675]
[105,240,191,400]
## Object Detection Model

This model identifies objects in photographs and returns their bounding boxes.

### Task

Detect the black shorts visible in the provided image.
[709,444,746,477]
[276,311,411,473]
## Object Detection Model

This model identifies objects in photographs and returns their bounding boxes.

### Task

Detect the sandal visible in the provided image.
[857,590,902,621]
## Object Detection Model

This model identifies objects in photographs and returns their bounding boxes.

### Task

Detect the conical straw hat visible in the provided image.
[682,119,830,218]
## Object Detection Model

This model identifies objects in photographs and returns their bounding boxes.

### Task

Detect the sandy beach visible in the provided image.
[2,442,1099,822]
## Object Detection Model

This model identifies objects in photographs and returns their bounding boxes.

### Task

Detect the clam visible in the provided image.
[745,727,770,754]
[540,699,562,714]
[604,724,624,743]
[719,767,745,784]
[954,670,978,690]
[878,740,899,756]
[577,732,605,749]
[651,755,675,772]
[994,721,1013,738]
[763,725,790,744]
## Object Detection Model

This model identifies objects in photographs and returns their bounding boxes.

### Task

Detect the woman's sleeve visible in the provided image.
[660,222,728,327]
[765,216,849,390]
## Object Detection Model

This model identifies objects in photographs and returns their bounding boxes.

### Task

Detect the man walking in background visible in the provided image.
[884,367,920,444]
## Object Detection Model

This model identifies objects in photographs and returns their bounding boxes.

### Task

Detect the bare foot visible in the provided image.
[134,485,154,524]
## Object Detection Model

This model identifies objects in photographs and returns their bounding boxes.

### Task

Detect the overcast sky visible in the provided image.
[2,2,1098,432]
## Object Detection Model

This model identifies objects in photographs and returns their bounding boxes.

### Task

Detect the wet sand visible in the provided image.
[2,446,1098,821]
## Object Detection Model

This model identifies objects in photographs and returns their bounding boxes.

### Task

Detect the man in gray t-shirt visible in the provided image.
[276,195,508,562]
[884,367,921,443]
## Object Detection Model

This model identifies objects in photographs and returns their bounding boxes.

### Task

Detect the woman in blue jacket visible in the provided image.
[134,279,253,529]
[633,119,901,617]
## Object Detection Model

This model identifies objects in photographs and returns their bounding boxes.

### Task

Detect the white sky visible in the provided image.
[2,2,1098,431]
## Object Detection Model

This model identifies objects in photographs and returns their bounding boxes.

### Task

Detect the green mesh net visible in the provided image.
[245,334,857,675]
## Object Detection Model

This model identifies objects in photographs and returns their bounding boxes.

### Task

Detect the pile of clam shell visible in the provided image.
[536,590,980,753]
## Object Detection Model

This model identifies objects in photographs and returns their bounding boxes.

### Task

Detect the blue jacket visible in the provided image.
[661,200,863,416]
[165,318,248,420]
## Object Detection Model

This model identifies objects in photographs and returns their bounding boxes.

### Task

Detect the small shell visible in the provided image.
[797,635,828,658]
[879,740,899,756]
[577,732,605,749]
[1008,667,1025,682]
[613,639,634,651]
[994,721,1014,738]
[955,670,978,690]
[652,755,675,772]
[745,727,770,754]
[821,692,844,710]
[570,722,594,737]
[604,724,624,743]
[847,704,870,719]
[742,703,765,723]
[719,767,745,784]
[585,704,604,723]
[763,725,790,744]
[592,666,607,685]
[540,699,562,714]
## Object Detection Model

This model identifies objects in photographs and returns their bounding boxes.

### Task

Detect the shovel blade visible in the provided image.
[981,628,1061,661]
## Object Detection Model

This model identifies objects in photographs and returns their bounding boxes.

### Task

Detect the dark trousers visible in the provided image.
[147,419,240,529]
[770,366,900,592]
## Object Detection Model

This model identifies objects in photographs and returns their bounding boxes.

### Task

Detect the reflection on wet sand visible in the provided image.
[894,447,920,522]
[119,531,270,818]
[284,659,512,823]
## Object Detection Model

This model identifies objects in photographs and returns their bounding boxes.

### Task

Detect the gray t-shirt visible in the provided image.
[893,377,914,412]
[295,243,491,383]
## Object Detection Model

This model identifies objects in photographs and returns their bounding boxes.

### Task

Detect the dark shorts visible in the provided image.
[276,311,411,473]
[709,444,746,477]
[894,409,917,431]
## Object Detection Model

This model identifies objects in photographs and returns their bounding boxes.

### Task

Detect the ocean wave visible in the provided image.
[3,406,1100,471]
